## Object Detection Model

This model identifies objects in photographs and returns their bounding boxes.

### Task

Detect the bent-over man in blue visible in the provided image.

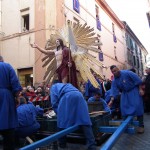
[50,83,96,150]
[88,92,110,113]
[0,56,22,150]
[109,65,144,133]
[15,96,43,138]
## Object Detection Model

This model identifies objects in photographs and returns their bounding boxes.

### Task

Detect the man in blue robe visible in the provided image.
[85,72,103,99]
[15,96,44,139]
[0,55,22,150]
[108,65,144,133]
[50,83,96,150]
[88,92,110,113]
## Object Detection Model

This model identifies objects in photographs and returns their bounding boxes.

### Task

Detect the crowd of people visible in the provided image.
[0,37,150,150]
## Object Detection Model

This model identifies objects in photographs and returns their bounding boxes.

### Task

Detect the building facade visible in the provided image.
[123,21,148,77]
[147,0,150,28]
[64,0,126,79]
[146,0,150,66]
[0,0,148,87]
[0,0,64,87]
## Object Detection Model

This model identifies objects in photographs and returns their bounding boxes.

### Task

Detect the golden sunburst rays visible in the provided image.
[42,54,55,67]
[39,20,105,86]
[80,54,103,79]
[69,22,102,54]
[74,53,103,88]
[45,35,58,50]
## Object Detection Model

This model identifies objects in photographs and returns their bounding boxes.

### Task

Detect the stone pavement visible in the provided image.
[1,114,149,150]
[67,113,150,150]
[109,113,150,150]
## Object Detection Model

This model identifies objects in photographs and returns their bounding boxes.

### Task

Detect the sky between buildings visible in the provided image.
[106,0,150,54]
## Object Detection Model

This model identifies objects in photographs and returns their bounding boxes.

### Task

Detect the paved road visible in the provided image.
[67,113,150,150]
[1,114,149,150]
[110,114,150,150]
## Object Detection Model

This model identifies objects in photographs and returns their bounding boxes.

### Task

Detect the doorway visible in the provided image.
[18,68,33,87]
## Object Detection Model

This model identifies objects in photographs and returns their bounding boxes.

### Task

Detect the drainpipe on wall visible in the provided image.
[123,23,128,69]
[0,0,5,55]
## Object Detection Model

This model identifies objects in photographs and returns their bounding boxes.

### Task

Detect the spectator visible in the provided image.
[102,79,111,92]
[20,86,29,102]
[26,86,36,97]
[108,65,144,133]
[35,87,43,96]
[143,64,150,114]
[45,87,50,96]
[50,83,96,150]
[129,68,136,73]
[0,55,22,150]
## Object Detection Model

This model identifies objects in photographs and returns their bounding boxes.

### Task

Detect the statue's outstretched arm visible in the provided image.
[30,43,55,55]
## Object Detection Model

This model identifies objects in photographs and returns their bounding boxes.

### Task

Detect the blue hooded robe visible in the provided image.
[111,70,143,116]
[16,102,43,137]
[0,62,22,130]
[50,83,92,128]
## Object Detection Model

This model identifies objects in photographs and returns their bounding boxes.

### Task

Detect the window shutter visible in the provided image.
[99,51,104,61]
[73,0,80,13]
[96,16,101,31]
[113,33,117,43]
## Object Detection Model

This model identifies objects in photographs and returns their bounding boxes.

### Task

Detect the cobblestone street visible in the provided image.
[66,114,150,150]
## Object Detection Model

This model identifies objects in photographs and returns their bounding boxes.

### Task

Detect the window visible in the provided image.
[137,58,139,68]
[126,34,130,49]
[146,11,150,27]
[97,35,103,61]
[112,23,117,43]
[73,0,80,13]
[22,14,29,31]
[133,56,136,66]
[21,8,30,32]
[145,56,147,63]
[18,68,33,87]
[114,46,117,60]
[97,34,101,50]
[95,5,101,31]
[99,51,103,61]
[134,44,138,55]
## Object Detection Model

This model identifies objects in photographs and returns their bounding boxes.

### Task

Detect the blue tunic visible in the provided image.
[105,89,112,103]
[0,62,22,130]
[111,70,144,116]
[16,102,43,137]
[50,83,92,128]
[88,97,110,112]
[85,79,102,98]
